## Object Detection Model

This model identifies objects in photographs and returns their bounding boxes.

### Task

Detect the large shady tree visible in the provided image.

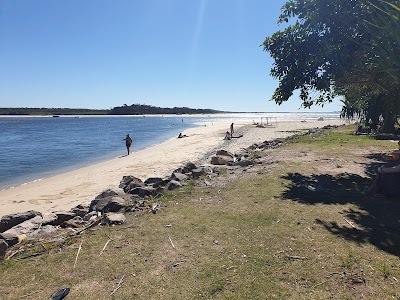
[263,0,400,133]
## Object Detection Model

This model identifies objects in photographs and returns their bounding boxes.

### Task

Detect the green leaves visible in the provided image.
[264,0,400,132]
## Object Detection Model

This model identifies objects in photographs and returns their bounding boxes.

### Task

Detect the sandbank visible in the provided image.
[0,119,346,218]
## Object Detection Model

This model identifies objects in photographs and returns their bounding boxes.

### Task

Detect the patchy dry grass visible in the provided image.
[1,125,399,299]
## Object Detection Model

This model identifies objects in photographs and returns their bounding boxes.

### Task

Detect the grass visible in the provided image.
[1,125,399,299]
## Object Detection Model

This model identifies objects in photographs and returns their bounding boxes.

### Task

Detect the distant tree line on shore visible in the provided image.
[0,104,223,116]
[0,108,109,115]
[109,104,223,115]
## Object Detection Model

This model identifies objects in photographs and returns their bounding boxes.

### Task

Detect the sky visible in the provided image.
[0,0,342,112]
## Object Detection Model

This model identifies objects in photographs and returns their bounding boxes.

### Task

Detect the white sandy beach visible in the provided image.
[0,119,346,218]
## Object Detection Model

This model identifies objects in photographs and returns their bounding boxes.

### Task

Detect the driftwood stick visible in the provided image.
[168,235,176,249]
[6,249,24,260]
[76,218,102,235]
[344,218,357,229]
[110,275,125,296]
[99,239,112,257]
[73,241,83,268]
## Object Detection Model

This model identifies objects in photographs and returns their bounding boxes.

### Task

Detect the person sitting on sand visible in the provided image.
[123,133,133,155]
[224,131,231,140]
[178,132,188,138]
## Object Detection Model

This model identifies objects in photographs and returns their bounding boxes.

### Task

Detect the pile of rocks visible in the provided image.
[0,188,137,260]
[0,137,293,260]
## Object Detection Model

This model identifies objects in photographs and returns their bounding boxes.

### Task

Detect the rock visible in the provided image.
[104,197,126,213]
[95,188,122,199]
[247,143,260,150]
[192,167,206,179]
[318,117,324,121]
[29,225,59,237]
[211,155,234,165]
[45,211,76,226]
[171,172,189,182]
[0,231,21,247]
[3,215,43,236]
[0,210,42,233]
[216,150,234,158]
[147,178,171,188]
[103,213,126,225]
[182,162,197,173]
[144,177,164,185]
[129,186,158,198]
[119,176,143,193]
[172,167,183,174]
[83,211,98,221]
[62,216,86,228]
[70,205,89,218]
[41,213,58,225]
[234,159,254,167]
[167,180,182,190]
[0,239,8,260]
[89,196,126,213]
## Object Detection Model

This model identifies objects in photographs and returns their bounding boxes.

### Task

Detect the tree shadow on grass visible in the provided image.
[281,172,400,257]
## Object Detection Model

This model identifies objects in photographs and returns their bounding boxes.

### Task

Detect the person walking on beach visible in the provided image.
[124,133,133,155]
[230,123,234,136]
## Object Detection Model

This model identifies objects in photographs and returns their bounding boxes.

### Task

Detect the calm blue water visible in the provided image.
[0,112,340,190]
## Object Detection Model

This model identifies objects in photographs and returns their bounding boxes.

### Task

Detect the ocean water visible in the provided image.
[0,112,340,190]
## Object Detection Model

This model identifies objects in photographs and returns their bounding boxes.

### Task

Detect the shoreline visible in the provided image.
[0,119,346,218]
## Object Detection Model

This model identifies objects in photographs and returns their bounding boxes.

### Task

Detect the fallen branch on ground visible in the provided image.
[73,241,83,268]
[110,275,125,296]
[99,239,112,257]
[344,217,357,229]
[168,235,176,249]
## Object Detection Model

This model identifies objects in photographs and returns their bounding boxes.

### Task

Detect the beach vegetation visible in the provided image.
[109,103,224,115]
[218,168,228,176]
[0,126,399,299]
[264,0,400,133]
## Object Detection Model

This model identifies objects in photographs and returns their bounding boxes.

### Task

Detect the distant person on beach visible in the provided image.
[230,123,234,136]
[224,131,231,140]
[178,132,187,138]
[123,133,133,155]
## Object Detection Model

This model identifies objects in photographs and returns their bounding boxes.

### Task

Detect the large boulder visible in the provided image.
[95,188,122,199]
[146,178,171,188]
[102,213,126,225]
[182,162,197,173]
[0,211,42,233]
[119,176,144,193]
[0,215,43,245]
[89,196,126,213]
[216,150,234,158]
[144,177,164,185]
[0,232,19,247]
[192,167,206,179]
[62,216,86,228]
[29,225,59,237]
[211,155,234,165]
[0,239,8,260]
[171,172,189,182]
[44,211,76,226]
[167,180,182,190]
[129,186,158,198]
[70,204,89,218]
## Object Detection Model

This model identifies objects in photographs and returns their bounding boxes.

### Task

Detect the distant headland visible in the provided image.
[0,104,225,116]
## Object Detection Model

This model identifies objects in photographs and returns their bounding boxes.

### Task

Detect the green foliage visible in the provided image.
[109,104,223,115]
[264,0,400,132]
[0,107,108,115]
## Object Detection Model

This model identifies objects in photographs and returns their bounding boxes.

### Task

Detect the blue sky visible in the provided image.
[0,0,342,112]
